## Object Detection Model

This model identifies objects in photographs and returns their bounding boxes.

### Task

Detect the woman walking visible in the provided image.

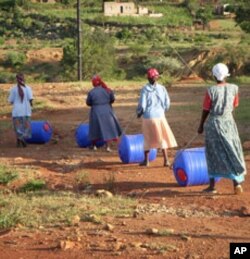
[198,63,247,194]
[86,75,122,151]
[8,73,33,147]
[137,68,177,167]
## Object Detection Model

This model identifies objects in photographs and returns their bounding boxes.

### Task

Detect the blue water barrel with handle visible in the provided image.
[75,123,105,148]
[118,134,157,164]
[25,121,52,144]
[173,147,220,186]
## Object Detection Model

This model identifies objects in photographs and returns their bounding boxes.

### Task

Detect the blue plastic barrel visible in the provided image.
[75,123,105,148]
[173,147,219,186]
[25,121,52,144]
[118,134,157,164]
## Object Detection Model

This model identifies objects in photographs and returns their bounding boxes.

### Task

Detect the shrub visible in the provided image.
[20,179,46,192]
[144,56,182,76]
[4,51,26,69]
[115,28,132,41]
[0,37,4,45]
[0,71,15,83]
[0,165,18,185]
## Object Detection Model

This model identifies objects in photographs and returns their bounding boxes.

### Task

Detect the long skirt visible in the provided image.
[142,117,177,150]
[89,105,122,142]
[204,114,246,183]
[13,116,32,140]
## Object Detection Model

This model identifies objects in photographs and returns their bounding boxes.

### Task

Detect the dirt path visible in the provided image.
[0,82,249,259]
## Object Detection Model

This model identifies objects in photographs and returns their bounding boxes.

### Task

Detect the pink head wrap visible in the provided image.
[147,68,159,79]
[92,75,111,93]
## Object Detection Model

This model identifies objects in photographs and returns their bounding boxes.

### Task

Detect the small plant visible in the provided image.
[82,213,102,225]
[103,172,116,192]
[20,179,46,192]
[4,51,26,69]
[74,171,91,191]
[0,165,18,185]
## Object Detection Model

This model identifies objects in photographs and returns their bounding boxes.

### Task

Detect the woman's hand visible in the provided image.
[197,124,204,134]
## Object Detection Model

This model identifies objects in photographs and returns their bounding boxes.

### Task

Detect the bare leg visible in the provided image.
[139,150,149,166]
[162,148,170,167]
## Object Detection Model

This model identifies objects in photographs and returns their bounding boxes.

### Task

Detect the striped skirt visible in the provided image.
[13,116,32,140]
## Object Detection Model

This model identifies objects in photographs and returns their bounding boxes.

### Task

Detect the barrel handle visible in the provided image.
[170,133,199,169]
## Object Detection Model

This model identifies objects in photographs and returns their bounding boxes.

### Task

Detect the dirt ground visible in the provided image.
[0,81,249,259]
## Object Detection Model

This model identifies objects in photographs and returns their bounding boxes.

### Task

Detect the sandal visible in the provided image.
[139,160,149,167]
[202,187,217,194]
[234,185,243,195]
[106,147,112,152]
[163,161,171,167]
[16,139,21,148]
[89,145,97,151]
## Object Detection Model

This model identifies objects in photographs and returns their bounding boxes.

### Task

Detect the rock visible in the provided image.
[95,189,113,198]
[104,223,114,232]
[133,209,140,218]
[130,242,143,248]
[71,215,81,226]
[181,235,192,241]
[14,157,23,162]
[59,240,75,250]
[239,206,250,216]
[146,228,159,235]
[113,242,126,251]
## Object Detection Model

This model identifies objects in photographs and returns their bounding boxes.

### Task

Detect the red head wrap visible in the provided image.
[147,68,159,79]
[92,75,111,93]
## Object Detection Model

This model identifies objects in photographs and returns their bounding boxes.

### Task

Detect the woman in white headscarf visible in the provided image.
[198,63,246,194]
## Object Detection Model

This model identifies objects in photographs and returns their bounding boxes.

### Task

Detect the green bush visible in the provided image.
[0,165,18,185]
[20,179,46,192]
[0,71,15,84]
[4,51,26,69]
[0,37,4,45]
[115,28,132,41]
[145,56,182,76]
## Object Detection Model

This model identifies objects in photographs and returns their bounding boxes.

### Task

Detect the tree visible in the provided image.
[235,0,250,33]
[61,27,117,81]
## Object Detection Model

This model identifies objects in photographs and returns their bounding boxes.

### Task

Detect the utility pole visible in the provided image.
[77,0,82,81]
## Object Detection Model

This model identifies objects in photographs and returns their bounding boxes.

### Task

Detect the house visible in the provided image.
[214,3,234,17]
[104,2,148,16]
[31,0,60,3]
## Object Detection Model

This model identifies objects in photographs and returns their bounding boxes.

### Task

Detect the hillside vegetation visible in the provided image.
[0,0,249,84]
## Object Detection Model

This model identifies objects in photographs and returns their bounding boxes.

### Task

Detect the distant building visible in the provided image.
[31,0,61,3]
[104,2,147,16]
[104,1,162,17]
[214,3,234,17]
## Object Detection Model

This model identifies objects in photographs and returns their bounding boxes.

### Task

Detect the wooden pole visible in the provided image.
[77,0,82,81]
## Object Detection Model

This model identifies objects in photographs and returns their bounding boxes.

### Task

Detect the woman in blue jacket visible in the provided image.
[137,68,177,166]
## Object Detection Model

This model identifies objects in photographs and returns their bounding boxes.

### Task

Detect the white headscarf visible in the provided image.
[212,63,230,81]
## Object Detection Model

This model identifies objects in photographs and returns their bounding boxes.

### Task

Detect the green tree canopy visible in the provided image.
[235,0,250,33]
[61,27,117,81]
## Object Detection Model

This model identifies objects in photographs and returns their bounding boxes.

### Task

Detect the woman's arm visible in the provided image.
[86,93,92,106]
[110,91,115,104]
[198,89,211,134]
[8,87,15,104]
[198,110,209,134]
[136,89,146,118]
